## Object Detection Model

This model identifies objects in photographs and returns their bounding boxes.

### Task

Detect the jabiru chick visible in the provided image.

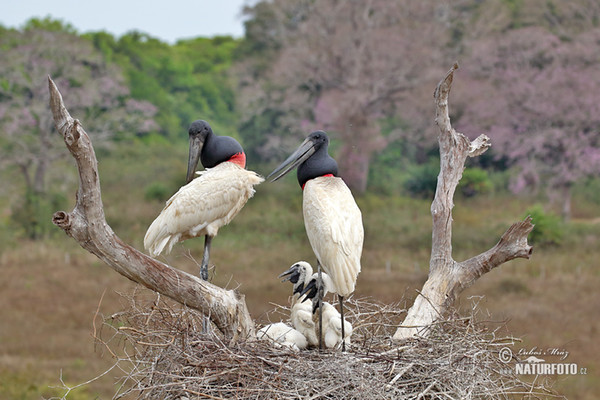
[280,261,351,349]
[320,301,353,349]
[279,261,320,347]
[268,131,363,351]
[144,120,263,280]
[257,322,308,351]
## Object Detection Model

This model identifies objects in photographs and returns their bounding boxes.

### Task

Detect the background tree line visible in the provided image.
[1,0,599,240]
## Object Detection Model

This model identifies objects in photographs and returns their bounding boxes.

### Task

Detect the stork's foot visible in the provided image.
[200,264,209,281]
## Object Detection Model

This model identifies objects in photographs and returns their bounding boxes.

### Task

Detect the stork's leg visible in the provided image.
[201,235,213,335]
[317,262,323,351]
[200,235,212,280]
[339,295,346,352]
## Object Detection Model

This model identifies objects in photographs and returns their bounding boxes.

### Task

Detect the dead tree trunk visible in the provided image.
[48,77,255,342]
[393,64,534,341]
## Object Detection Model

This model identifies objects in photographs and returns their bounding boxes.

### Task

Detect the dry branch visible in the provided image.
[47,76,254,341]
[87,293,557,399]
[393,64,534,341]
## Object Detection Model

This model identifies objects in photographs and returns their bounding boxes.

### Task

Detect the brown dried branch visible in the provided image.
[393,64,533,341]
[74,292,557,400]
[47,76,254,341]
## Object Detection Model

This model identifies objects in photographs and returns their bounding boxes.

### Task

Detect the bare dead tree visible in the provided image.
[48,76,254,341]
[393,64,534,341]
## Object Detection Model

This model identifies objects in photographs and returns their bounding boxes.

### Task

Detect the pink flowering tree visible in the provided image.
[456,27,600,219]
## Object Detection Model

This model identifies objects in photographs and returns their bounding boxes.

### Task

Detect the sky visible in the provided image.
[0,0,250,43]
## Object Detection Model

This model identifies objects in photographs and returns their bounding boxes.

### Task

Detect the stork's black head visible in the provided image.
[267,130,338,188]
[186,120,245,183]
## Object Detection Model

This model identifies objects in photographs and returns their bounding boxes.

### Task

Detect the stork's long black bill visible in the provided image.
[186,134,205,184]
[267,138,316,182]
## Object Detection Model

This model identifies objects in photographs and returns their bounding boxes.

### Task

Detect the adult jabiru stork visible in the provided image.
[144,120,263,280]
[269,131,363,351]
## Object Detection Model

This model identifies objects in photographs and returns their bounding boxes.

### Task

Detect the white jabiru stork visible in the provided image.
[144,120,264,280]
[269,131,363,351]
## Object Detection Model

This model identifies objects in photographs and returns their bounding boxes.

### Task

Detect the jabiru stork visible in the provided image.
[269,131,363,351]
[144,120,263,280]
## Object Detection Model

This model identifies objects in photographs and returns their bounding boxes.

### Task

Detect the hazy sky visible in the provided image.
[0,0,250,43]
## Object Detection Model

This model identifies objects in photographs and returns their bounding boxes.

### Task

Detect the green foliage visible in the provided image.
[10,191,68,240]
[86,32,241,139]
[524,204,564,245]
[573,176,600,206]
[368,144,410,195]
[403,159,440,199]
[145,182,171,202]
[238,107,290,162]
[367,118,420,195]
[22,16,77,33]
[458,167,493,197]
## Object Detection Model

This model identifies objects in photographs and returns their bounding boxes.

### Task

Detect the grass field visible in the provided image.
[0,145,598,399]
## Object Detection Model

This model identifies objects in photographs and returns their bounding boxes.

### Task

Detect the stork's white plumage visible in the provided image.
[257,322,308,351]
[144,162,263,257]
[303,177,363,297]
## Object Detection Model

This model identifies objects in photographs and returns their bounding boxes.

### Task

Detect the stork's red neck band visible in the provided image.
[228,152,246,168]
[302,173,334,190]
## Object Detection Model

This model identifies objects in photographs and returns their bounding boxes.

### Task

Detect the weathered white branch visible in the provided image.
[393,64,533,341]
[48,76,254,341]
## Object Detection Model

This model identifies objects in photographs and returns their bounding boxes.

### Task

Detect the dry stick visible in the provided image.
[184,388,228,400]
[393,63,534,341]
[387,362,415,386]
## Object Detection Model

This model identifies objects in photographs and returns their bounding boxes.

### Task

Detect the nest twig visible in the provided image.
[65,291,562,399]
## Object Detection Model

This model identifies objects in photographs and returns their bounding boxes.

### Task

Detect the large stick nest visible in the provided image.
[94,291,559,399]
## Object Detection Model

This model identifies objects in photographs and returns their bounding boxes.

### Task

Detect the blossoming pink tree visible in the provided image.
[456,27,600,219]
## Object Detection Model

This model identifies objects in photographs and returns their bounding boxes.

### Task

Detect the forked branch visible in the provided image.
[48,76,255,341]
[393,64,534,341]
